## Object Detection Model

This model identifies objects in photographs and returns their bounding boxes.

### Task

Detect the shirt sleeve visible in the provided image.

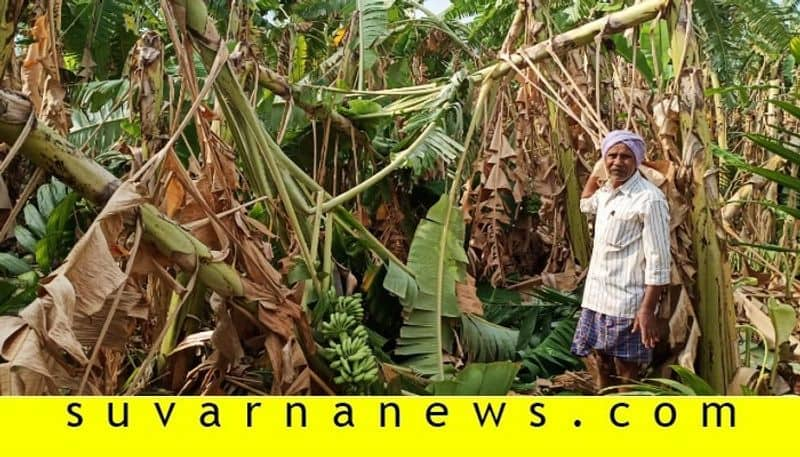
[642,198,671,285]
[579,193,599,215]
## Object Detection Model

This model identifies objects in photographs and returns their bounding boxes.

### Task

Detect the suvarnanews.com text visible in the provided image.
[63,400,736,429]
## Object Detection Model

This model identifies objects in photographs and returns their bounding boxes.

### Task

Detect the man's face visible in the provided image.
[604,143,637,183]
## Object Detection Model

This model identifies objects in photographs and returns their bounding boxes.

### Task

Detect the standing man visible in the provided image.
[570,130,672,390]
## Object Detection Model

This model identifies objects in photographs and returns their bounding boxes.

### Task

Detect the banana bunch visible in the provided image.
[328,335,378,384]
[333,293,365,321]
[319,312,358,339]
[318,293,379,391]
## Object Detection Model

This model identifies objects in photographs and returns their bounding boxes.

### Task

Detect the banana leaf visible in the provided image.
[427,361,519,395]
[394,194,468,378]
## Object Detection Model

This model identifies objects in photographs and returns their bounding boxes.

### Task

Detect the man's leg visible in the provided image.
[612,357,643,389]
[584,350,614,391]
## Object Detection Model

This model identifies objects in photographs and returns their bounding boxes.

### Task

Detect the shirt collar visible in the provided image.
[603,170,642,196]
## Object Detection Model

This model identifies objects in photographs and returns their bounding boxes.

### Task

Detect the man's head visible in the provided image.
[601,130,646,186]
[604,143,637,184]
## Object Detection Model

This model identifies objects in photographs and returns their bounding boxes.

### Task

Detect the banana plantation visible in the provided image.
[0,0,798,396]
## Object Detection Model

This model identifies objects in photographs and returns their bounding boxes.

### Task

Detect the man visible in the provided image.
[570,130,672,391]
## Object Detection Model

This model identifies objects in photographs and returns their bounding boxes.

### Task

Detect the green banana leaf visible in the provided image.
[393,194,467,378]
[460,314,518,363]
[427,361,519,395]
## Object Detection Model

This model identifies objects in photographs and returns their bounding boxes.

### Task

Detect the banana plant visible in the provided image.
[0,178,76,314]
[13,178,78,274]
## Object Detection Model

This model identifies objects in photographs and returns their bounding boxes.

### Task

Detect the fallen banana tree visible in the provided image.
[0,90,255,300]
[0,89,314,394]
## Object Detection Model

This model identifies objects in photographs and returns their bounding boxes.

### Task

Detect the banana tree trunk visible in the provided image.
[669,0,738,392]
[477,0,670,81]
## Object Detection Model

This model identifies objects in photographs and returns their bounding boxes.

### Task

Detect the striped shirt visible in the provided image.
[579,171,671,318]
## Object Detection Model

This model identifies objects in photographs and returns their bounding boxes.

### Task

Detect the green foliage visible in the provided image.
[0,182,76,314]
[694,0,800,84]
[357,0,391,80]
[445,0,517,50]
[14,178,78,274]
[391,194,467,377]
[713,147,800,193]
[291,34,309,83]
[0,271,39,316]
[610,34,655,88]
[471,285,582,381]
[517,318,581,381]
[62,0,148,80]
[0,252,37,315]
[768,298,796,350]
[694,0,735,78]
[605,365,718,395]
[460,314,518,362]
[0,253,32,276]
[427,361,519,395]
[289,0,351,20]
[398,126,464,177]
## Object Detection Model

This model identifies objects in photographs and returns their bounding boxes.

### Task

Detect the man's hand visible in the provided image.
[582,160,606,198]
[633,284,665,349]
[591,158,608,181]
[632,309,659,349]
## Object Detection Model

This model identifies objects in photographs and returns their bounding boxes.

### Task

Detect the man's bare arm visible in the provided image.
[633,284,666,348]
[582,175,602,198]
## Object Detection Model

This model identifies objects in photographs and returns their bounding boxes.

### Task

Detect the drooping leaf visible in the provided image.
[518,318,581,380]
[393,194,468,377]
[383,260,418,304]
[427,361,519,395]
[744,133,800,166]
[460,314,518,362]
[713,146,800,192]
[767,99,800,124]
[610,34,656,88]
[357,0,391,83]
[670,365,718,395]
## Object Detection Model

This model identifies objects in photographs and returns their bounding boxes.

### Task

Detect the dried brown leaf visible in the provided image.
[456,274,483,315]
[164,175,186,218]
[484,164,512,191]
[63,225,127,315]
[210,295,245,367]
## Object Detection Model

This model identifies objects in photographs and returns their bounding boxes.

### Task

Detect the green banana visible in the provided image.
[317,292,380,390]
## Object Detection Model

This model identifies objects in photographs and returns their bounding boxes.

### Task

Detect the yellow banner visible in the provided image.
[0,397,792,456]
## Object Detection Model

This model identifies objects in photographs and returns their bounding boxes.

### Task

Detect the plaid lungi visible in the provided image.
[570,308,652,363]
